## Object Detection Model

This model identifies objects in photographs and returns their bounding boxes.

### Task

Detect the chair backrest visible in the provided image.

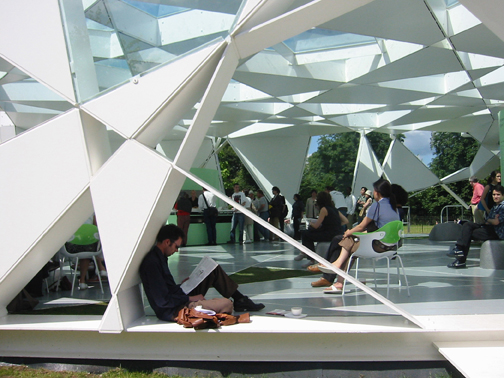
[68,224,99,246]
[376,220,403,244]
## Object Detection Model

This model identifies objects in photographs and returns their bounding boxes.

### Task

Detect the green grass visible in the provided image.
[0,366,176,378]
[404,224,434,234]
[0,365,453,378]
[229,266,318,284]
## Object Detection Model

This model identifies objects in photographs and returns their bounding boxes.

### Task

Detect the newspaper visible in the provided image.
[180,256,218,294]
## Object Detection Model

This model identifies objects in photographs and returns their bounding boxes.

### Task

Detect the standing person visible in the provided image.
[314,179,399,291]
[305,190,319,219]
[296,191,348,264]
[139,224,264,322]
[190,190,199,209]
[175,192,192,247]
[326,186,347,217]
[269,186,286,241]
[198,188,217,245]
[255,190,270,240]
[250,191,261,241]
[243,190,255,244]
[345,187,357,228]
[478,171,502,216]
[355,187,367,221]
[291,194,304,240]
[358,189,373,222]
[448,185,504,268]
[469,176,485,224]
[228,184,247,244]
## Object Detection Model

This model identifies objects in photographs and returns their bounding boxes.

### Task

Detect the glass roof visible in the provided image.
[283,28,376,53]
[284,28,376,53]
[122,0,188,17]
[60,0,244,102]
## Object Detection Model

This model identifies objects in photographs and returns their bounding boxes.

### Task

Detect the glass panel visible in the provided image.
[283,28,376,53]
[445,0,459,8]
[60,0,245,102]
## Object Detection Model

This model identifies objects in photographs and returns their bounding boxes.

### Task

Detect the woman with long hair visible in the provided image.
[296,191,348,263]
[479,170,502,215]
[315,178,400,292]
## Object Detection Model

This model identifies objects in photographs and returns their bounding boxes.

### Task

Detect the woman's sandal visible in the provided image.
[323,284,343,294]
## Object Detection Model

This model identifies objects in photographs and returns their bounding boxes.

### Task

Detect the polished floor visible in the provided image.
[37,235,504,321]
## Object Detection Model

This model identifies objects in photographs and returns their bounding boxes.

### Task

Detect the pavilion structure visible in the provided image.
[1,1,504,375]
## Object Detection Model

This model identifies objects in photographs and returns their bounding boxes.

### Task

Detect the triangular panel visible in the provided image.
[383,139,440,192]
[352,133,384,195]
[82,41,225,142]
[0,1,76,103]
[229,134,310,208]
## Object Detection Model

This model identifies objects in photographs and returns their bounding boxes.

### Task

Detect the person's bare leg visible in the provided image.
[331,248,350,270]
[79,259,90,284]
[96,257,106,271]
[325,248,351,289]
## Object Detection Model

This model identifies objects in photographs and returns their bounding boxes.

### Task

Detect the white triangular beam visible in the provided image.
[352,132,384,194]
[0,0,76,103]
[234,0,375,59]
[383,139,440,192]
[82,40,225,144]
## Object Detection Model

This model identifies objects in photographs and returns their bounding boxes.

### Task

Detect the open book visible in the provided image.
[180,256,218,294]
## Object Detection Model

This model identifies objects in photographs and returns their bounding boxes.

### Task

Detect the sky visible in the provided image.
[308,130,434,166]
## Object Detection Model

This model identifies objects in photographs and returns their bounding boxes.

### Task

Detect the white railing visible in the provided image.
[440,205,466,223]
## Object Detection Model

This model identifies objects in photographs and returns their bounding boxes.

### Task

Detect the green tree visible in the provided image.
[218,143,258,194]
[408,132,479,217]
[299,132,403,200]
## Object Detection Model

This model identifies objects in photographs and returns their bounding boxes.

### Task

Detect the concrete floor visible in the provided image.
[38,236,504,319]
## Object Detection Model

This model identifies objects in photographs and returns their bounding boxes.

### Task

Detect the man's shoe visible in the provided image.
[446,246,464,258]
[447,260,466,268]
[78,283,88,290]
[227,240,235,244]
[311,277,332,287]
[234,296,265,312]
[307,264,321,273]
[294,253,305,261]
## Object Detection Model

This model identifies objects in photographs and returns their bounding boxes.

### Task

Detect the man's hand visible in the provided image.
[189,294,205,302]
[487,214,500,226]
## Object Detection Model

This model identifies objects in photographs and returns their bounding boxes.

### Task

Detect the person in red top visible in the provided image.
[469,176,485,224]
[175,192,192,246]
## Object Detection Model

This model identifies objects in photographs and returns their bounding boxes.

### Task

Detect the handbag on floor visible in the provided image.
[175,307,250,329]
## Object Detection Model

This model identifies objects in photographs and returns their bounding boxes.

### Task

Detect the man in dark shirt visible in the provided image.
[448,185,504,269]
[139,224,264,321]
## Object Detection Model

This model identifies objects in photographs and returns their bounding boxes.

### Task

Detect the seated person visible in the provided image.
[66,221,107,291]
[295,191,347,265]
[311,179,400,291]
[448,184,504,268]
[139,224,264,322]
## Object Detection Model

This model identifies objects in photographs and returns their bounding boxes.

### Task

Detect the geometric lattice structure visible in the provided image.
[1,0,504,341]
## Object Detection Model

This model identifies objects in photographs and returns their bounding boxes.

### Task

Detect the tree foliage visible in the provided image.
[299,132,403,200]
[218,143,258,194]
[408,132,479,217]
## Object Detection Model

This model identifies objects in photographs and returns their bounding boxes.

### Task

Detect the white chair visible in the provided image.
[58,242,104,296]
[343,220,410,298]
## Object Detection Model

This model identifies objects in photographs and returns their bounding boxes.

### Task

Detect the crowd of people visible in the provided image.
[29,170,504,322]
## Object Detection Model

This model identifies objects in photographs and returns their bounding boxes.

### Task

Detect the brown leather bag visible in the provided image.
[338,236,360,253]
[175,308,250,329]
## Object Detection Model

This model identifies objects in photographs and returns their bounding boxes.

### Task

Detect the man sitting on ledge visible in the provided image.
[140,224,264,321]
[448,184,504,269]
